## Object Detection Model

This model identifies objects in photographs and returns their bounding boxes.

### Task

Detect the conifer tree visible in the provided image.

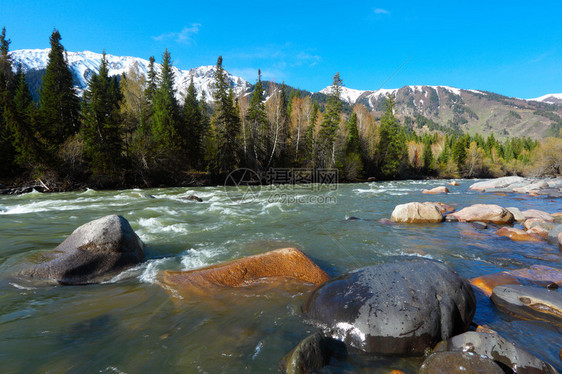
[0,26,15,176]
[81,51,123,180]
[211,56,240,174]
[39,29,80,147]
[145,56,157,103]
[150,49,180,158]
[343,112,363,179]
[376,94,407,178]
[5,69,42,168]
[183,76,205,168]
[304,102,319,166]
[422,137,435,173]
[247,69,268,169]
[318,73,342,168]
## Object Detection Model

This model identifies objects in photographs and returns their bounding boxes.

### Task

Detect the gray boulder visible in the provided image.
[433,331,558,373]
[506,207,526,222]
[491,284,562,326]
[469,176,524,191]
[279,332,346,374]
[22,215,144,285]
[547,224,562,245]
[303,258,475,356]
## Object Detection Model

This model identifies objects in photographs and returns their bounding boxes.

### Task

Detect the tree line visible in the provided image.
[0,28,559,190]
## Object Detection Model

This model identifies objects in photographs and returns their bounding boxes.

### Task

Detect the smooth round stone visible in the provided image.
[304,258,475,356]
[419,351,504,374]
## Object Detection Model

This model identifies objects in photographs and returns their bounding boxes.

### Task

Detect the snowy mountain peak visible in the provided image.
[527,93,562,105]
[9,49,250,102]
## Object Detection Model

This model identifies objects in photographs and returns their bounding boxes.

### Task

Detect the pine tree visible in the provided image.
[145,56,157,103]
[318,73,342,168]
[182,76,205,168]
[343,112,363,179]
[376,94,407,178]
[39,29,80,147]
[247,69,268,170]
[211,56,240,174]
[4,69,42,168]
[0,26,15,176]
[150,49,180,159]
[422,137,435,173]
[81,51,123,180]
[304,102,319,166]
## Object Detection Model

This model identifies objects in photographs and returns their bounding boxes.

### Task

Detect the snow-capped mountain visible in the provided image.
[527,93,562,105]
[9,49,251,102]
[320,84,487,109]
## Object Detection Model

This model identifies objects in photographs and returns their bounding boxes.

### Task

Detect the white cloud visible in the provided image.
[152,24,201,45]
[374,8,390,15]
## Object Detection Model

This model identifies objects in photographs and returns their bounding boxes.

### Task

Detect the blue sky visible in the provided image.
[1,0,561,98]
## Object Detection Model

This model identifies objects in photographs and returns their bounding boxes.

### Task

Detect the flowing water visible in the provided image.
[0,180,560,373]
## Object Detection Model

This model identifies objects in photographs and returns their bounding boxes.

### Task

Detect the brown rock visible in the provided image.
[470,272,521,297]
[496,227,542,242]
[434,202,455,213]
[161,248,330,294]
[422,186,450,194]
[419,351,504,374]
[551,212,562,220]
[448,181,460,186]
[527,226,549,239]
[449,204,514,224]
[510,265,562,285]
[522,209,554,222]
[390,202,445,223]
[476,324,497,334]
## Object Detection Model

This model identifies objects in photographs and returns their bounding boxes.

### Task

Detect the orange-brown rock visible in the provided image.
[449,204,514,224]
[448,181,460,186]
[496,227,542,242]
[476,324,498,334]
[522,209,554,222]
[471,265,562,298]
[435,202,455,213]
[470,272,522,297]
[422,186,450,194]
[161,248,330,294]
[527,226,549,239]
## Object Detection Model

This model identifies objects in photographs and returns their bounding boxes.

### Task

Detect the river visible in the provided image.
[0,179,560,373]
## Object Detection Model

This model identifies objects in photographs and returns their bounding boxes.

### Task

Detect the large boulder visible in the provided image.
[491,284,562,326]
[496,227,542,242]
[161,248,330,294]
[22,215,144,285]
[419,351,504,374]
[390,202,445,223]
[303,258,475,356]
[524,218,555,231]
[449,204,514,224]
[469,176,524,191]
[512,180,549,194]
[432,331,558,373]
[422,186,449,194]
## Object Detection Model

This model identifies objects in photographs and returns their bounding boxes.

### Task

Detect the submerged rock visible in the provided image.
[470,272,522,297]
[419,351,504,374]
[162,248,330,294]
[303,258,475,356]
[422,186,449,194]
[491,284,562,326]
[279,332,347,374]
[22,215,144,285]
[449,204,514,224]
[433,331,558,373]
[390,202,444,223]
[471,221,488,230]
[181,195,203,202]
[496,227,542,242]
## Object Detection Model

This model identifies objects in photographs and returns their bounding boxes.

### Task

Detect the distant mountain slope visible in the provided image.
[321,85,562,139]
[10,48,562,139]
